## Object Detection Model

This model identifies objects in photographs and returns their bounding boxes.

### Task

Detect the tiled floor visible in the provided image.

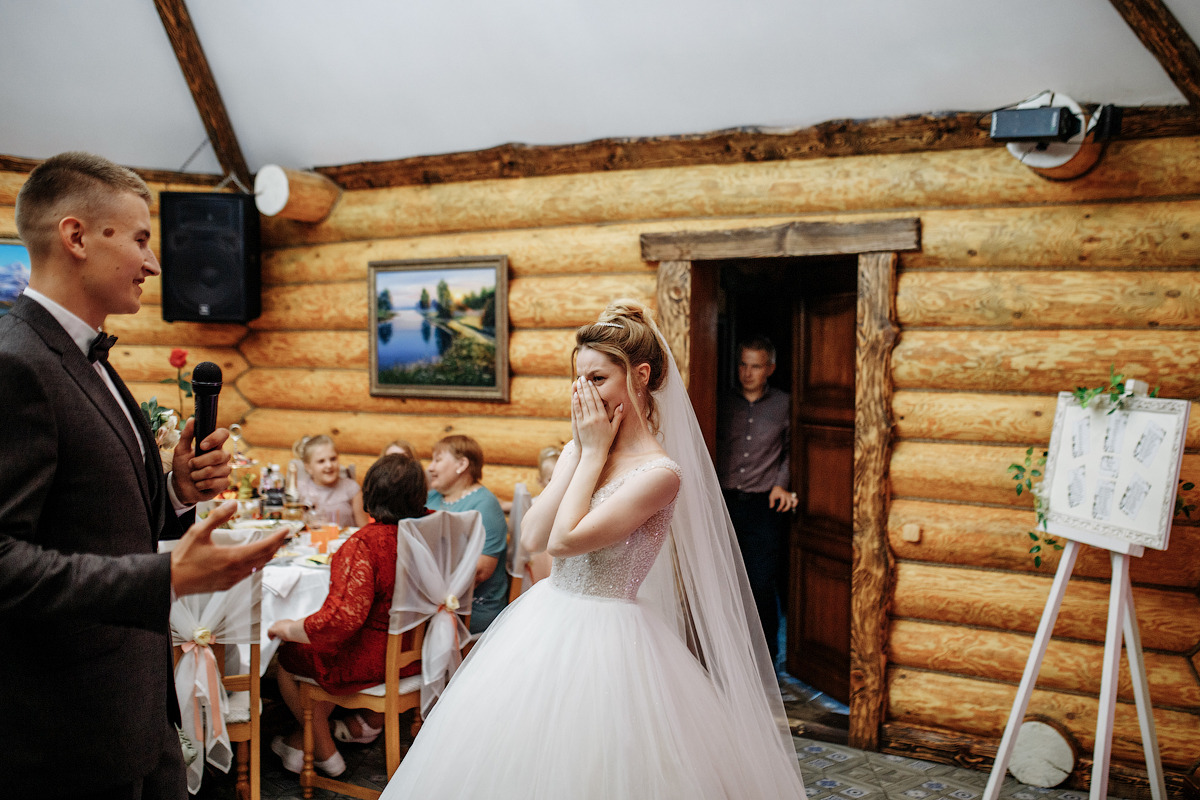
[794,738,1130,800]
[192,678,1132,800]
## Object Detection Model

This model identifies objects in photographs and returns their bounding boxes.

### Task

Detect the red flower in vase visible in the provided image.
[169,348,188,369]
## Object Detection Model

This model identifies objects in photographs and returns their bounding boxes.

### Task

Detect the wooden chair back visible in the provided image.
[171,640,261,800]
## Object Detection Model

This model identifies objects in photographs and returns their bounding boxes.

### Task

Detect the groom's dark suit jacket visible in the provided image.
[0,294,184,796]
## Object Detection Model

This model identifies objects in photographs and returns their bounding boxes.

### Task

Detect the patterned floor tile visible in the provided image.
[191,684,1129,800]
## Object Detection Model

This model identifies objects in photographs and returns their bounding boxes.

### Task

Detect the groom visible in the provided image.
[0,152,285,799]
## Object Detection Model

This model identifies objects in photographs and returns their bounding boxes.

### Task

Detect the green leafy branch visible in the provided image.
[1071,365,1158,414]
[1012,366,1193,567]
[1009,446,1061,567]
[1177,481,1196,519]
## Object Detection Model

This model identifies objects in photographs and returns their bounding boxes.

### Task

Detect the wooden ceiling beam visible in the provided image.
[152,0,251,187]
[1108,0,1200,107]
[314,105,1200,191]
[0,152,223,186]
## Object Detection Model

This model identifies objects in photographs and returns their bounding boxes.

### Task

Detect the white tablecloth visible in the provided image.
[238,561,331,674]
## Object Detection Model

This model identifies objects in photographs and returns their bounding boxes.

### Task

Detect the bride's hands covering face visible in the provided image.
[572,376,624,455]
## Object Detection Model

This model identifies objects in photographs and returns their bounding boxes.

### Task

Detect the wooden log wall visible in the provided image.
[3,132,1199,786]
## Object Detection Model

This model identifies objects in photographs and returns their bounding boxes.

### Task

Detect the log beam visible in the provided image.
[0,152,224,187]
[236,370,569,419]
[889,619,1200,709]
[892,329,1200,397]
[1109,0,1200,107]
[893,390,1200,449]
[107,307,246,347]
[888,498,1200,587]
[879,721,1194,797]
[890,440,1200,513]
[238,408,571,467]
[892,562,1200,651]
[152,0,250,187]
[126,382,251,429]
[655,261,692,386]
[641,219,920,262]
[108,345,248,384]
[309,107,1200,191]
[897,269,1200,329]
[850,252,899,750]
[3,108,1199,197]
[887,668,1199,768]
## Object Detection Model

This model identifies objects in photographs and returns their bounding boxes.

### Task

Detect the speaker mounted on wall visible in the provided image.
[160,192,261,323]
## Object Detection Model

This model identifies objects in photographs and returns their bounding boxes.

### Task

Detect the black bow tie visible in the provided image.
[88,332,118,364]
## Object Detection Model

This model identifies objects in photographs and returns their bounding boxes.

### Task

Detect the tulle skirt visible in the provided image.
[381,580,805,799]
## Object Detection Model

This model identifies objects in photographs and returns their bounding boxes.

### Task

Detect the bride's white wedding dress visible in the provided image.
[380,455,805,799]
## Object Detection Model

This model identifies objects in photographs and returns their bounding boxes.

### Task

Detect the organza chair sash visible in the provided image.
[169,571,262,795]
[389,510,485,714]
[506,483,533,592]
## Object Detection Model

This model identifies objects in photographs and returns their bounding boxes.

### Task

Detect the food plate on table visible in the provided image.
[215,520,303,546]
[268,547,302,563]
[293,553,333,569]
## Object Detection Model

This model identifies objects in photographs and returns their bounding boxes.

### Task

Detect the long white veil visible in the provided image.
[638,329,805,792]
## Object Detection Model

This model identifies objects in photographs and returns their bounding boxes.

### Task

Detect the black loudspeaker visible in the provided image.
[160,192,261,323]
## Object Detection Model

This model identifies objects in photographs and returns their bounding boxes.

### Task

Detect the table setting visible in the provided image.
[164,513,360,675]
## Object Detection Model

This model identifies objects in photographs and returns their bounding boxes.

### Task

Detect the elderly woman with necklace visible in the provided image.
[425,434,509,633]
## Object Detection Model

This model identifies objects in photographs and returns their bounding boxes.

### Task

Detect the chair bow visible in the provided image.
[170,573,261,795]
[506,484,534,595]
[390,511,486,714]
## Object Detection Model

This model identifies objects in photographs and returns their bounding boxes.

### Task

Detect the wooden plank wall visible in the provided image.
[3,136,1198,782]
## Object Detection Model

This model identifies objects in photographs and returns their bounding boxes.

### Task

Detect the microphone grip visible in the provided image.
[194,391,220,457]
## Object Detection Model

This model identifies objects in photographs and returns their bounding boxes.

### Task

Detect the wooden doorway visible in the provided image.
[642,219,918,750]
[711,256,857,704]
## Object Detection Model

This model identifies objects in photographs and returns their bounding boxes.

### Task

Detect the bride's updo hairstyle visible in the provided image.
[573,299,669,432]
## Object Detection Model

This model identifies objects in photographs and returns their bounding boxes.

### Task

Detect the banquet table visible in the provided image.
[160,535,336,675]
[240,559,332,674]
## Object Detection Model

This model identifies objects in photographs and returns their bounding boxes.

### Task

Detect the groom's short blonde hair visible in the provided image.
[15,151,151,259]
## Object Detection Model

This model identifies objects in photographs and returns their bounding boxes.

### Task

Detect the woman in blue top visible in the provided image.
[425,434,508,633]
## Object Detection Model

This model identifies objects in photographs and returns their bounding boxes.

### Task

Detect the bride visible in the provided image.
[381,300,805,798]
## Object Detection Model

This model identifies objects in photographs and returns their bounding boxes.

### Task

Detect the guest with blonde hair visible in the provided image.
[380,438,418,460]
[294,435,368,528]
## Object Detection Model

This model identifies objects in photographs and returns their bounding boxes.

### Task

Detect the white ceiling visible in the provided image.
[1,0,1196,176]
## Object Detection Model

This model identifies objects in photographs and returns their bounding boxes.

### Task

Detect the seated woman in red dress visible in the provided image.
[267,453,427,777]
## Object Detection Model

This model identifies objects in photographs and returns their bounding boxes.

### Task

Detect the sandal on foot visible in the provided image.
[271,735,346,777]
[332,712,382,744]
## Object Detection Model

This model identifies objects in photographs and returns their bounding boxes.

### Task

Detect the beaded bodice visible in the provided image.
[550,456,682,601]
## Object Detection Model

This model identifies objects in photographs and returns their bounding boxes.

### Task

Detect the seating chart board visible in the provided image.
[1043,392,1189,551]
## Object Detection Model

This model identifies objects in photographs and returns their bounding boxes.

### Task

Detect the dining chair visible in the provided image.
[506,482,534,603]
[298,510,485,800]
[171,571,263,800]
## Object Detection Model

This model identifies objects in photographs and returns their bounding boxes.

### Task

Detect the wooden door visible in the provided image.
[787,290,856,703]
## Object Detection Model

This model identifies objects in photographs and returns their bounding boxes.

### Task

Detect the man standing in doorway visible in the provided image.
[718,336,797,667]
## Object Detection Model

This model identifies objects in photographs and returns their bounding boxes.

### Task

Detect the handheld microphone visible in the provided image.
[191,361,223,457]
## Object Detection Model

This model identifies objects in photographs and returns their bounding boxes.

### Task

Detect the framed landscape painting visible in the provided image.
[0,239,31,317]
[369,255,509,401]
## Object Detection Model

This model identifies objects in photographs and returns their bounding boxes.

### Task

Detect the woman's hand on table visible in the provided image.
[267,618,311,644]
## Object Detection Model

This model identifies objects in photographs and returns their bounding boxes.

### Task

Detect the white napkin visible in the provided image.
[262,566,301,598]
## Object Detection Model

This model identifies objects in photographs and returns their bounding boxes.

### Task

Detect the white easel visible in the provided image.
[983,382,1182,800]
[981,529,1165,800]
